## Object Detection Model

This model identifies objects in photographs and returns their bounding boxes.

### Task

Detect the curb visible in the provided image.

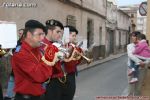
[78,53,127,71]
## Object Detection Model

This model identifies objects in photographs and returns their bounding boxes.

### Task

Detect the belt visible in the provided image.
[58,74,67,84]
[47,76,67,85]
[67,72,75,75]
[16,93,42,99]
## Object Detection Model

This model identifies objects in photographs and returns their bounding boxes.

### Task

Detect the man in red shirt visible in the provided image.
[11,20,52,100]
[42,19,66,100]
[62,26,83,100]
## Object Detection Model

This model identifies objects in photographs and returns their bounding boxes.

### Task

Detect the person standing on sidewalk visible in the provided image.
[127,31,145,95]
[11,20,52,100]
[128,33,150,84]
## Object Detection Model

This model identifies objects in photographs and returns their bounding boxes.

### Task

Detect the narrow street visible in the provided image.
[74,55,128,100]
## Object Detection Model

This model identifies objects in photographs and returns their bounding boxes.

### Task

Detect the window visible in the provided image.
[66,15,76,27]
[87,19,94,48]
[99,27,102,45]
[131,14,134,18]
[119,32,121,49]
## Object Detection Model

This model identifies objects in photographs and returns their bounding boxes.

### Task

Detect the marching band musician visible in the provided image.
[62,25,83,100]
[42,19,65,100]
[11,20,52,100]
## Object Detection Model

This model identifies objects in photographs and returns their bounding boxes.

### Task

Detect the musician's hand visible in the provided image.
[72,51,81,60]
[63,50,76,62]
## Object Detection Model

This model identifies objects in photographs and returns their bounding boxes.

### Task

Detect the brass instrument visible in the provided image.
[66,43,93,64]
[41,42,93,64]
[76,50,93,64]
[73,48,93,64]
[41,42,69,60]
[0,48,7,57]
[41,42,67,84]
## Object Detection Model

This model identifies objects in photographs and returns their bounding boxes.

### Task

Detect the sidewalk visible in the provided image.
[141,68,150,96]
[78,53,126,71]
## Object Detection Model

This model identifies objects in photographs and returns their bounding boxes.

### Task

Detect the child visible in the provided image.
[128,34,150,84]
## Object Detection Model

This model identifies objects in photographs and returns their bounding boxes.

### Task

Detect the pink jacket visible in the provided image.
[133,40,150,58]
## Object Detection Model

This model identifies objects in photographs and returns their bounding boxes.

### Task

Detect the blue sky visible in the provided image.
[118,0,147,6]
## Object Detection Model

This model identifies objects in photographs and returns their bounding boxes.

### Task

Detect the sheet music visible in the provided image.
[62,27,70,44]
[0,22,17,49]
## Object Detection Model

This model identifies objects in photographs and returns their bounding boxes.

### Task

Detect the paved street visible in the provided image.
[74,55,128,100]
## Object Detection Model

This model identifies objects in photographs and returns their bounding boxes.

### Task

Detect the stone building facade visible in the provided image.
[0,0,107,60]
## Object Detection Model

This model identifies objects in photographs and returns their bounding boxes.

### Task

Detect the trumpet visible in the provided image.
[0,49,7,57]
[40,42,69,60]
[73,49,93,64]
[68,43,93,64]
[78,52,93,64]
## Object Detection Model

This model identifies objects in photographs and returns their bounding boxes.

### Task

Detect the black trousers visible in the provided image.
[15,93,43,100]
[0,84,3,100]
[62,73,76,100]
[45,73,76,100]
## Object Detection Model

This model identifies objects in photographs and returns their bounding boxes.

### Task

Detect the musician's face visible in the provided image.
[18,30,24,38]
[69,32,77,43]
[51,26,63,42]
[30,28,45,47]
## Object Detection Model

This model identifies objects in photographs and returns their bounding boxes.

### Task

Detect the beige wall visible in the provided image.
[70,0,107,16]
[117,10,130,30]
[0,0,106,46]
[147,0,150,41]
[116,10,130,52]
[119,6,138,32]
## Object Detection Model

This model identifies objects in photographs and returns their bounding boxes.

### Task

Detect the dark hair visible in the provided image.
[18,28,24,39]
[45,19,64,35]
[25,20,46,33]
[131,31,141,37]
[23,20,46,38]
[22,28,36,38]
[65,25,78,34]
[137,34,146,40]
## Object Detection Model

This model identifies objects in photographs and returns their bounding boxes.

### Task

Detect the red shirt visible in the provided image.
[11,41,52,96]
[42,37,64,78]
[64,44,82,74]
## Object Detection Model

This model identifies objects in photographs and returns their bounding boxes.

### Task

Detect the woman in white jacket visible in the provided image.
[127,31,145,95]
